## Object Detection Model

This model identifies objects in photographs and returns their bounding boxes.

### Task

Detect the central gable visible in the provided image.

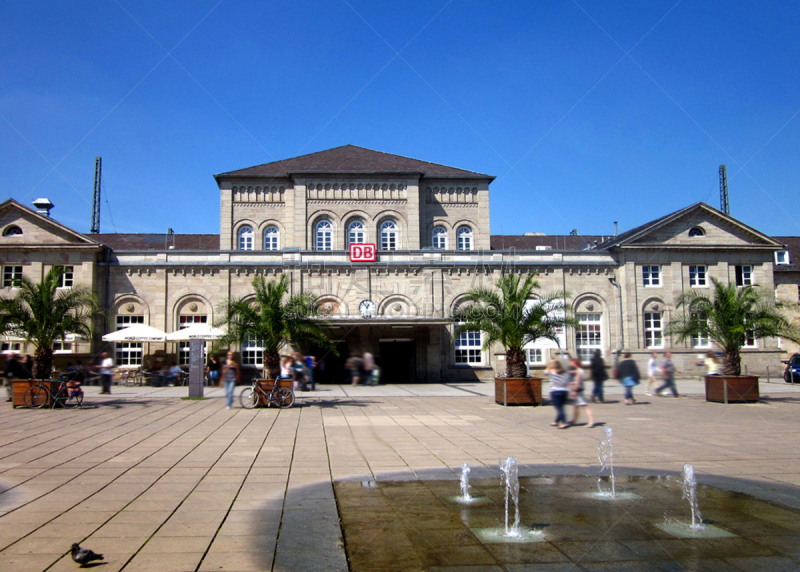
[0,200,101,248]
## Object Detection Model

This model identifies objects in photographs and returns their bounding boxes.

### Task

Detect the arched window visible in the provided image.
[238,225,254,250]
[348,220,365,247]
[456,226,473,251]
[315,220,333,251]
[263,226,280,250]
[2,225,22,237]
[380,220,398,251]
[688,227,705,237]
[432,226,447,250]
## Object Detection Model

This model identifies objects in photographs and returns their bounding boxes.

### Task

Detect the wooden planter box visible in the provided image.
[256,378,293,392]
[495,377,542,406]
[704,375,760,403]
[11,380,58,409]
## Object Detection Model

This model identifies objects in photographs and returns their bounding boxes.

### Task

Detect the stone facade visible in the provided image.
[0,146,796,382]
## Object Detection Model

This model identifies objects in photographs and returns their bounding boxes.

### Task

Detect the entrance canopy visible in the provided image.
[102,324,167,342]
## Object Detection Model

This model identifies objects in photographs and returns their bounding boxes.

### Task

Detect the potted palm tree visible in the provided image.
[217,275,335,381]
[667,278,800,403]
[453,273,574,406]
[0,267,97,406]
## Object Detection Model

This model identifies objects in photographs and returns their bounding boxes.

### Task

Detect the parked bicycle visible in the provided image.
[240,379,294,409]
[24,380,83,409]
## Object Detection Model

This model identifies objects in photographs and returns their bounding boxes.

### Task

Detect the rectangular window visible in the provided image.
[744,314,757,348]
[735,265,753,286]
[644,312,664,348]
[689,265,707,288]
[575,313,602,363]
[690,314,710,348]
[115,315,144,366]
[2,265,23,288]
[177,315,208,365]
[242,337,264,367]
[56,265,74,288]
[1,342,21,352]
[526,348,545,366]
[455,330,482,365]
[775,250,790,265]
[642,265,661,287]
[52,341,73,353]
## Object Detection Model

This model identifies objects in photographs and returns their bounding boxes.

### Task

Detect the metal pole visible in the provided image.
[503,378,508,407]
[766,366,770,383]
[723,378,728,404]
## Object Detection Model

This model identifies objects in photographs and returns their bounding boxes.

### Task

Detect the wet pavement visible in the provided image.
[1,379,800,571]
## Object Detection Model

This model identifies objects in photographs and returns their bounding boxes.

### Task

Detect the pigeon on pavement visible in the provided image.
[71,543,104,566]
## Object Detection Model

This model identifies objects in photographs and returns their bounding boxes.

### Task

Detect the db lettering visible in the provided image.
[350,243,376,262]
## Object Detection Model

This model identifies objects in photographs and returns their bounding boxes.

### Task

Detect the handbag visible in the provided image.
[621,376,639,387]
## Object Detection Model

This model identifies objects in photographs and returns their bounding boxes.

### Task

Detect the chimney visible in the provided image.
[32,198,54,217]
[614,221,618,236]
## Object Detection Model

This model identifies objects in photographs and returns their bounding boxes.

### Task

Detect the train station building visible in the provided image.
[1,145,797,382]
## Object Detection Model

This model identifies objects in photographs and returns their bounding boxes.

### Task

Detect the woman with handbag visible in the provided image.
[589,349,608,403]
[569,358,597,428]
[616,352,641,405]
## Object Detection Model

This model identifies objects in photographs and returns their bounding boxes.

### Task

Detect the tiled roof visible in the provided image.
[773,236,800,272]
[86,234,220,251]
[490,235,607,251]
[215,145,493,180]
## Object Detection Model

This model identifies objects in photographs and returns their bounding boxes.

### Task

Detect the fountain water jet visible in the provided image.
[459,463,472,502]
[499,457,520,537]
[598,426,616,497]
[682,463,704,531]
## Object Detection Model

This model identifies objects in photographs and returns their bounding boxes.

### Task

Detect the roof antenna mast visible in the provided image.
[718,164,730,215]
[91,157,101,233]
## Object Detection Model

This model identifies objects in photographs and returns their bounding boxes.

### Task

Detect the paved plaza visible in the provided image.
[2,379,800,571]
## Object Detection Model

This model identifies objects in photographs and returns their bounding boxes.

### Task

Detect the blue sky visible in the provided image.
[2,1,799,238]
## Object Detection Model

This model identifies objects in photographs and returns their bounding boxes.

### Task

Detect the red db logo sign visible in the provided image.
[349,243,376,262]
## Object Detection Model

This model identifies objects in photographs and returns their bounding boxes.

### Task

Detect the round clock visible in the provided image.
[358,299,376,318]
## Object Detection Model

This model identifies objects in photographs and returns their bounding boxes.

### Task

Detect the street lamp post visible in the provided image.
[609,277,624,367]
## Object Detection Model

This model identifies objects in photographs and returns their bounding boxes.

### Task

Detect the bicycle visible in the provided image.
[240,378,294,409]
[24,380,83,409]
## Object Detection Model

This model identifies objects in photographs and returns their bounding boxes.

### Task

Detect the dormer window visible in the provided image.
[2,225,22,237]
[688,227,705,237]
[775,250,790,265]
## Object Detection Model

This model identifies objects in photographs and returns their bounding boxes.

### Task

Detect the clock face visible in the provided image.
[359,299,376,318]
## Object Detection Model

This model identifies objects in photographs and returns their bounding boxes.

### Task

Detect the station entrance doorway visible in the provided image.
[379,340,416,384]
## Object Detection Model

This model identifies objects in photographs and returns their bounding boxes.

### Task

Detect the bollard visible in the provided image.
[766,365,770,383]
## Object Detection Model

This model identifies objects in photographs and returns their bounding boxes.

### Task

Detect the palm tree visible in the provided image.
[217,275,335,378]
[453,273,576,378]
[667,278,800,376]
[0,267,97,379]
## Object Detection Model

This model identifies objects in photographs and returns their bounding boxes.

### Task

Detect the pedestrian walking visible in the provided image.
[207,355,221,386]
[644,352,658,396]
[221,351,241,409]
[569,358,596,428]
[589,349,608,403]
[292,352,307,391]
[304,354,316,391]
[544,359,571,429]
[655,352,683,398]
[3,352,30,402]
[99,351,114,394]
[616,352,641,405]
[704,351,722,375]
[362,352,374,385]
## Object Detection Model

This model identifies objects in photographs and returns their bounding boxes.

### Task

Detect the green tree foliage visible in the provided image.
[667,278,800,376]
[217,275,335,378]
[452,273,576,378]
[0,267,97,379]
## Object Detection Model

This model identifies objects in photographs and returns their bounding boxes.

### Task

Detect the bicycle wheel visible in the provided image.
[24,385,49,409]
[240,387,259,409]
[61,390,83,409]
[276,388,295,409]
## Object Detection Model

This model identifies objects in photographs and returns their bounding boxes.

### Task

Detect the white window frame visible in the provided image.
[775,251,790,265]
[642,265,661,287]
[56,265,74,288]
[380,220,398,251]
[432,226,447,250]
[263,226,280,251]
[456,226,473,251]
[735,265,753,286]
[526,348,545,366]
[3,225,22,237]
[315,220,333,251]
[644,312,664,348]
[238,226,254,251]
[1,342,22,352]
[115,315,145,366]
[690,313,711,348]
[348,220,366,247]
[52,341,73,354]
[177,315,208,366]
[689,265,707,288]
[242,336,264,367]
[575,312,603,363]
[744,313,757,348]
[454,329,482,365]
[2,265,23,288]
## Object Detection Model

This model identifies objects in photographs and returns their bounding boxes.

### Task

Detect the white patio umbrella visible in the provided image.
[102,324,167,342]
[165,323,226,341]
